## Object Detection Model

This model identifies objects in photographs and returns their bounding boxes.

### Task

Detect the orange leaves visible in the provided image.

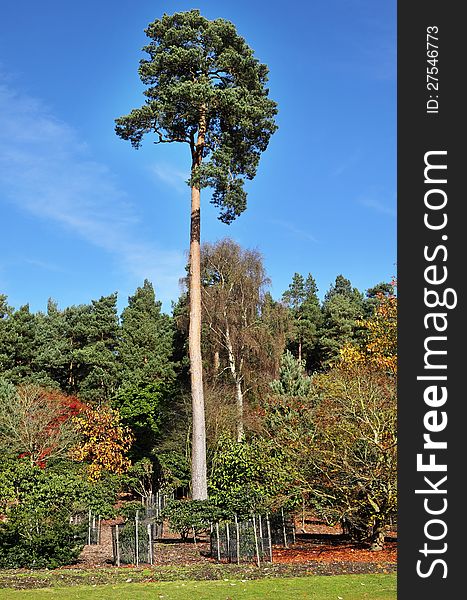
[340,285,397,375]
[70,406,134,481]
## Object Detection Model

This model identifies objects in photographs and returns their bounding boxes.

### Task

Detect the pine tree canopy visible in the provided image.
[115,9,278,224]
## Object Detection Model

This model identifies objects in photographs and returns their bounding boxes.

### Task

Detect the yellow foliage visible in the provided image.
[340,284,397,375]
[70,406,134,481]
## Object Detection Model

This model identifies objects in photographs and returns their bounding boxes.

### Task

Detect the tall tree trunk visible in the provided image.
[189,114,208,500]
[189,182,207,499]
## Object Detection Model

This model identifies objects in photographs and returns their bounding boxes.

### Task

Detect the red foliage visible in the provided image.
[16,389,88,468]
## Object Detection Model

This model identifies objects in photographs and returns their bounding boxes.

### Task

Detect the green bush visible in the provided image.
[156,450,190,492]
[209,435,293,517]
[162,499,224,541]
[117,500,147,520]
[0,506,83,569]
[0,457,120,568]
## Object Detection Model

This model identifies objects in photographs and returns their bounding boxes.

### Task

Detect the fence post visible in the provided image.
[226,521,231,563]
[159,497,164,539]
[147,523,153,565]
[115,525,121,567]
[135,510,140,567]
[266,513,273,563]
[216,522,221,561]
[97,515,101,545]
[235,514,240,565]
[258,515,264,553]
[281,507,288,549]
[88,509,92,545]
[252,515,261,567]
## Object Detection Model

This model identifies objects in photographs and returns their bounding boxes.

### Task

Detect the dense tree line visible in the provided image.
[0,245,395,457]
[0,246,392,445]
[0,239,396,563]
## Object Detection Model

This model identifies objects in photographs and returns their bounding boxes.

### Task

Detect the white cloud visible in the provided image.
[270,218,318,243]
[358,196,396,217]
[149,162,189,193]
[331,149,362,177]
[23,259,63,272]
[0,81,186,307]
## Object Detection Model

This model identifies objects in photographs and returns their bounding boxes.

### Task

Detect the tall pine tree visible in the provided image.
[115,10,277,498]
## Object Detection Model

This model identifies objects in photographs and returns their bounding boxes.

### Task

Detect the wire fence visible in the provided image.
[110,508,295,566]
[110,498,171,566]
[144,490,172,514]
[107,493,295,567]
[111,509,159,566]
[210,510,295,565]
[70,509,101,545]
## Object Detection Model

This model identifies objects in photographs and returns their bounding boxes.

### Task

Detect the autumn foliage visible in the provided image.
[0,383,87,467]
[70,406,134,481]
[340,280,397,374]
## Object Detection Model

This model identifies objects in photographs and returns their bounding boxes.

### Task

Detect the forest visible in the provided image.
[0,9,397,585]
[0,239,397,567]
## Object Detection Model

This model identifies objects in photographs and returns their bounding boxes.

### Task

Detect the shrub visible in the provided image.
[0,506,83,569]
[209,435,293,517]
[118,501,147,520]
[0,458,120,567]
[162,499,224,541]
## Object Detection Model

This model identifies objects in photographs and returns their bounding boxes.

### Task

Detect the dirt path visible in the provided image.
[77,522,114,567]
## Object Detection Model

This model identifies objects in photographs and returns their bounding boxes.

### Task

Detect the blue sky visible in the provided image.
[0,0,396,315]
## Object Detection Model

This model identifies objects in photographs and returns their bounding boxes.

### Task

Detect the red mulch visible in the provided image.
[273,539,397,564]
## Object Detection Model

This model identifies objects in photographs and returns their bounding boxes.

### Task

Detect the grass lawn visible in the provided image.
[0,574,396,599]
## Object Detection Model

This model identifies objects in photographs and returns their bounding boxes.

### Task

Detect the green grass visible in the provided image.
[0,574,396,599]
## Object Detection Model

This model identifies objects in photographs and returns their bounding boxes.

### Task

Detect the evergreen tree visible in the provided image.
[319,275,364,368]
[118,280,174,384]
[46,296,120,401]
[113,380,167,460]
[76,293,120,403]
[260,292,291,381]
[0,296,13,378]
[115,10,278,499]
[0,295,10,320]
[282,273,322,369]
[33,300,70,388]
[61,303,92,394]
[0,304,37,384]
[324,274,364,306]
[363,281,395,317]
[269,350,312,397]
[114,280,176,459]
